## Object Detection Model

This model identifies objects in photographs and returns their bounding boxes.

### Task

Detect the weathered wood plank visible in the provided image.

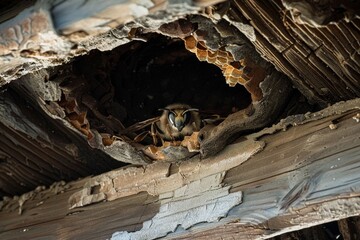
[0,88,125,197]
[338,216,360,240]
[230,0,360,105]
[0,99,359,239]
[0,0,202,84]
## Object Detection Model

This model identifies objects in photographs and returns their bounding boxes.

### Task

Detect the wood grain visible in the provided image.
[0,99,359,239]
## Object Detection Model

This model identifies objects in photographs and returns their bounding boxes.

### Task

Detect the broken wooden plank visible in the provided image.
[0,0,202,85]
[0,98,359,239]
[0,87,125,197]
[230,0,360,105]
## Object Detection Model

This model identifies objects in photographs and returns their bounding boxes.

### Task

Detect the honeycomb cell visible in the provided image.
[182,35,253,87]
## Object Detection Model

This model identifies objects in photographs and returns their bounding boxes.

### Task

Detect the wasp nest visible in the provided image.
[184,35,246,86]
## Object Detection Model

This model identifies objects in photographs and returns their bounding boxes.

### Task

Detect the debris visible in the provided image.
[181,132,200,152]
[353,113,360,123]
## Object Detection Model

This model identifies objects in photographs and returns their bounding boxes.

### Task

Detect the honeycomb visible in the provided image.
[49,35,265,162]
[184,35,248,87]
[43,24,268,163]
[184,35,265,101]
[57,96,93,140]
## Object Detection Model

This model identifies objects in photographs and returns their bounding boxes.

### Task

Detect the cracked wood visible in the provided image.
[0,99,359,239]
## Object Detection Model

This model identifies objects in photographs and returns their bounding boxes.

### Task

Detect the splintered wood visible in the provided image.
[0,0,359,239]
[0,99,359,239]
[230,0,360,105]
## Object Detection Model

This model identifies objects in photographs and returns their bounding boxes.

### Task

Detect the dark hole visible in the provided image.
[61,34,252,137]
[107,35,251,127]
[90,185,101,195]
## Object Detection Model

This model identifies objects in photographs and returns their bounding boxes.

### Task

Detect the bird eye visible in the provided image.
[168,112,175,125]
[183,112,191,125]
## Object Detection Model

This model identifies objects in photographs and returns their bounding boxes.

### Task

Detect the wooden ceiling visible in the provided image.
[0,0,359,214]
[0,0,359,239]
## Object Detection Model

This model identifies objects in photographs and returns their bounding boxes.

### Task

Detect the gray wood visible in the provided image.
[0,99,359,239]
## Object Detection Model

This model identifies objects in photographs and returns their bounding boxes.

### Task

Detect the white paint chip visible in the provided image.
[111,173,242,240]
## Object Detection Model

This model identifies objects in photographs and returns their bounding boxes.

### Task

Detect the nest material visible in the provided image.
[8,13,300,164]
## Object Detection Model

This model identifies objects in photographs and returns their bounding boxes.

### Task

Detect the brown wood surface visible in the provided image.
[0,89,125,197]
[0,0,359,239]
[231,0,360,105]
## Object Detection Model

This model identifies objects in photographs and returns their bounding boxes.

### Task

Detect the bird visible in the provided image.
[156,103,201,141]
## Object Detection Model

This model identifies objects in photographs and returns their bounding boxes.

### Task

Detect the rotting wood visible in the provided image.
[198,69,292,157]
[229,0,360,105]
[157,15,295,158]
[0,0,359,238]
[1,0,358,104]
[0,1,203,84]
[0,86,125,197]
[0,98,359,239]
[0,0,358,167]
[2,8,293,164]
[68,138,262,208]
[338,216,360,240]
[268,221,339,240]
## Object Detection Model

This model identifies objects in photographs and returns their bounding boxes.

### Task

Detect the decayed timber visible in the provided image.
[0,0,206,85]
[199,70,292,157]
[1,0,359,105]
[0,0,298,183]
[0,99,359,239]
[229,0,360,105]
[0,86,125,197]
[0,0,359,239]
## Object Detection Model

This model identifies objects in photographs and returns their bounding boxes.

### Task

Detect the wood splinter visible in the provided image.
[199,71,293,157]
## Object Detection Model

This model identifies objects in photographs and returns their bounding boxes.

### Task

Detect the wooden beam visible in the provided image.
[0,99,359,239]
[0,88,125,197]
[0,0,201,84]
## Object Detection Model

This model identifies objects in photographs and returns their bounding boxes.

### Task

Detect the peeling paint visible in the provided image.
[111,173,242,240]
[68,139,262,209]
